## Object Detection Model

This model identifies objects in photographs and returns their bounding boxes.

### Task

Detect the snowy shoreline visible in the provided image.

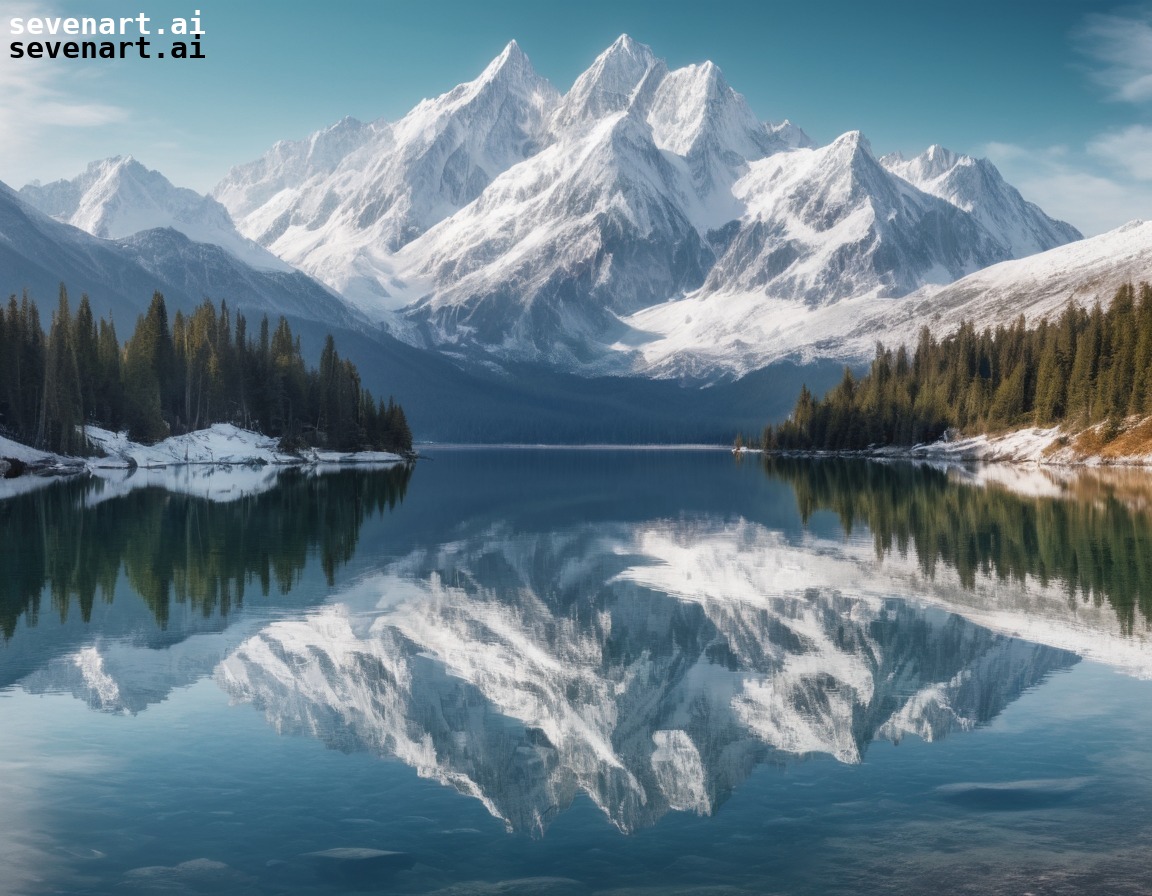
[753,420,1152,468]
[0,422,409,481]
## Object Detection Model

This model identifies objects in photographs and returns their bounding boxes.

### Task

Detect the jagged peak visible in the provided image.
[832,130,870,149]
[552,35,661,132]
[767,119,815,150]
[827,130,876,162]
[496,38,525,64]
[601,33,655,65]
[647,59,765,162]
[924,143,959,164]
[665,59,728,98]
[911,143,969,178]
[477,38,536,84]
[84,155,134,175]
[325,115,365,132]
[697,59,721,81]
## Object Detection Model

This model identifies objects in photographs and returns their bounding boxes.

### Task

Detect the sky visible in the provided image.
[1,0,1151,235]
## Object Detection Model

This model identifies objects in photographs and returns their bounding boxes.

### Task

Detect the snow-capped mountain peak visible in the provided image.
[208,36,1084,375]
[647,60,772,163]
[881,143,962,182]
[213,41,563,314]
[426,38,551,119]
[882,144,1082,257]
[212,116,381,224]
[550,34,661,134]
[20,156,290,272]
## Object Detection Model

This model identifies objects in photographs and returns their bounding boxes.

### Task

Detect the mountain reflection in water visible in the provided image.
[8,451,1152,842]
[219,514,1076,835]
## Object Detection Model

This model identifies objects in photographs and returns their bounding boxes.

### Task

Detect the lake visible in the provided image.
[2,450,1152,895]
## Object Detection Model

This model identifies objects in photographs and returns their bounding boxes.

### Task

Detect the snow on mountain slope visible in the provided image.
[212,115,380,223]
[699,131,1009,305]
[624,219,1152,379]
[209,35,1082,373]
[210,37,824,329]
[646,61,781,225]
[0,178,362,343]
[549,34,662,134]
[114,226,364,328]
[882,144,1082,257]
[398,109,713,362]
[0,179,202,326]
[888,218,1152,336]
[20,156,288,272]
[215,41,559,314]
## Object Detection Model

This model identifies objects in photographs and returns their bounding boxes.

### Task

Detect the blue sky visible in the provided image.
[2,0,1151,234]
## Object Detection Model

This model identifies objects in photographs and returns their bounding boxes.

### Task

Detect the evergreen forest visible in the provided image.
[764,282,1152,451]
[0,287,412,456]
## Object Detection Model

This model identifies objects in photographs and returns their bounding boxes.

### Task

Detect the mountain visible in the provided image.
[4,169,847,441]
[215,40,559,315]
[20,156,286,272]
[215,36,1081,377]
[0,180,360,332]
[113,227,363,329]
[881,144,1082,258]
[212,115,380,224]
[623,219,1152,382]
[7,36,1099,439]
[887,218,1152,337]
[695,130,1009,305]
[398,109,714,364]
[549,34,662,134]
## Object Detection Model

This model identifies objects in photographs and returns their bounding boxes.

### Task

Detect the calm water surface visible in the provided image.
[2,451,1152,895]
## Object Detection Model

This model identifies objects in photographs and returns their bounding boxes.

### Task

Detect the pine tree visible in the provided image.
[96,318,123,429]
[38,286,85,453]
[73,294,99,424]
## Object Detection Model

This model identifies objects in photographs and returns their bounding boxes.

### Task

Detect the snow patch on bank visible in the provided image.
[0,424,407,501]
[85,423,298,468]
[84,423,406,469]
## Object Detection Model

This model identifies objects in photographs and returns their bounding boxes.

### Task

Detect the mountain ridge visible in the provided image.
[209,35,1083,374]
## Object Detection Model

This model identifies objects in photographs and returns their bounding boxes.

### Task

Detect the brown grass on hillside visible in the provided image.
[1072,416,1152,460]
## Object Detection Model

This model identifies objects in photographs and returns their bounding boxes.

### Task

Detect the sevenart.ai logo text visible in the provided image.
[8,9,205,60]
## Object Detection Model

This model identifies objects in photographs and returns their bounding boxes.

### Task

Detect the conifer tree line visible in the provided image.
[0,286,413,455]
[764,281,1152,451]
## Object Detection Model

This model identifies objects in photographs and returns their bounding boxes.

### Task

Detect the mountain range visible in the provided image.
[5,35,1148,439]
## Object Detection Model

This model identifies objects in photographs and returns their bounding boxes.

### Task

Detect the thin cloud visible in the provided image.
[1077,7,1152,102]
[0,2,129,185]
[983,140,1152,237]
[1088,124,1152,180]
